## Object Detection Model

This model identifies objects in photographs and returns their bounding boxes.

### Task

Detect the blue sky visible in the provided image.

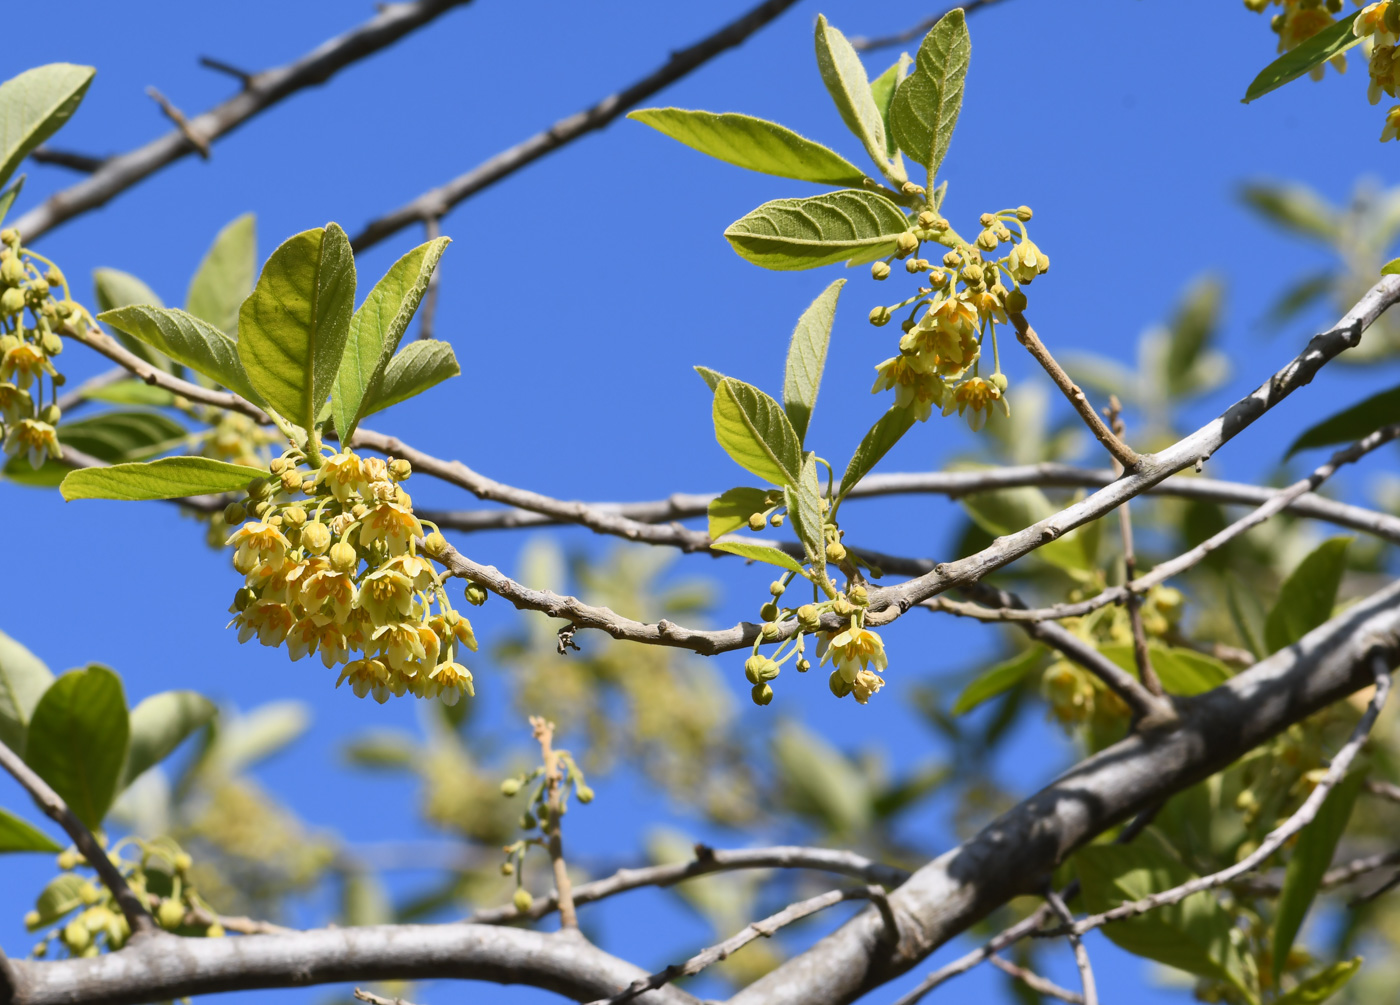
[1,1,1397,1002]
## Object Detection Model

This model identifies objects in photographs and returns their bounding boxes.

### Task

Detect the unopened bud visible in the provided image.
[223,502,246,524]
[302,521,331,554]
[747,512,766,531]
[942,250,963,269]
[769,580,785,597]
[174,853,192,872]
[0,288,22,313]
[39,403,60,424]
[977,229,999,251]
[57,850,80,871]
[330,541,358,572]
[0,257,24,285]
[269,457,288,474]
[279,469,301,493]
[918,211,939,228]
[23,911,40,929]
[464,581,489,606]
[961,264,984,285]
[989,372,1008,392]
[63,921,90,952]
[40,331,63,356]
[868,306,891,327]
[829,671,853,699]
[871,261,890,280]
[760,621,783,641]
[423,531,449,557]
[797,605,821,631]
[1005,289,1028,312]
[905,257,924,274]
[576,785,595,804]
[500,777,522,796]
[501,861,515,876]
[848,584,869,606]
[231,587,255,612]
[796,657,811,672]
[246,477,270,499]
[0,228,18,247]
[895,232,919,257]
[207,922,225,938]
[389,458,412,481]
[928,270,948,288]
[1016,205,1033,221]
[832,596,855,617]
[282,506,308,527]
[513,889,534,912]
[825,540,847,562]
[750,682,774,706]
[28,278,49,297]
[759,602,779,621]
[744,654,767,683]
[769,512,784,528]
[157,899,186,931]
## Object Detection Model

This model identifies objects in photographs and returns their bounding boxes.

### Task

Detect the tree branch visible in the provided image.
[849,0,1008,51]
[1045,888,1097,1005]
[347,0,803,252]
[988,954,1083,1004]
[12,0,476,242]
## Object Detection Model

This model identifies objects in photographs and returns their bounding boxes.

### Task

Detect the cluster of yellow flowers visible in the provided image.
[0,228,77,469]
[742,584,889,706]
[224,448,477,705]
[867,206,1047,431]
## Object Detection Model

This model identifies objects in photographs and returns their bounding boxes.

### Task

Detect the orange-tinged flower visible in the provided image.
[358,500,423,556]
[232,600,295,647]
[381,552,436,591]
[851,668,885,704]
[943,376,1010,431]
[0,343,55,390]
[358,565,417,622]
[300,563,357,622]
[870,356,945,421]
[0,381,32,423]
[226,521,291,576]
[316,451,366,502]
[372,621,427,672]
[1383,104,1400,141]
[3,418,59,469]
[432,611,478,653]
[337,657,392,702]
[819,624,888,677]
[427,661,475,705]
[287,616,350,668]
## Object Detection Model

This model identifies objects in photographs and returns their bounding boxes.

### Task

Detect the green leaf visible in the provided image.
[724,189,910,271]
[1239,182,1338,242]
[5,409,190,488]
[1287,383,1400,457]
[783,279,844,442]
[30,874,88,929]
[961,482,1092,573]
[1243,13,1362,103]
[0,807,60,853]
[1275,958,1362,1004]
[341,867,392,926]
[1096,644,1232,697]
[1382,258,1400,277]
[200,701,310,777]
[0,630,53,754]
[60,456,266,501]
[694,365,727,392]
[772,721,870,835]
[707,486,776,539]
[0,173,24,228]
[628,108,868,187]
[1165,276,1224,397]
[952,646,1045,716]
[888,10,969,186]
[24,666,129,829]
[331,236,448,442]
[358,338,460,419]
[1273,772,1366,979]
[122,691,217,789]
[98,305,265,405]
[1074,842,1252,995]
[186,213,256,335]
[814,16,890,172]
[839,405,916,499]
[712,377,804,486]
[84,381,177,408]
[710,539,807,575]
[238,224,357,430]
[1264,537,1352,654]
[93,268,177,375]
[0,64,96,190]
[342,729,419,769]
[785,454,828,583]
[869,56,912,160]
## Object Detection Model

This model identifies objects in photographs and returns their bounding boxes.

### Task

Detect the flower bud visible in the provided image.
[231,587,255,612]
[1016,205,1033,221]
[246,477,270,499]
[759,602,779,621]
[207,922,226,938]
[769,512,784,528]
[57,850,80,871]
[746,512,766,531]
[576,785,595,804]
[282,506,308,527]
[40,331,63,356]
[829,671,853,698]
[1005,289,1028,312]
[927,269,948,288]
[760,621,783,640]
[768,580,785,597]
[918,211,940,228]
[63,921,91,952]
[750,683,774,706]
[330,541,358,572]
[23,911,40,929]
[868,306,892,327]
[744,655,766,684]
[423,531,449,557]
[464,581,489,606]
[977,229,999,250]
[28,278,49,298]
[279,469,302,494]
[942,250,963,269]
[174,853,193,872]
[989,372,1008,392]
[0,256,25,285]
[831,596,855,617]
[500,777,522,796]
[389,458,412,481]
[796,657,811,672]
[0,288,23,314]
[513,889,534,912]
[895,232,919,257]
[900,181,925,196]
[0,228,18,247]
[39,403,60,424]
[222,502,246,524]
[961,264,984,285]
[269,457,287,474]
[848,583,869,606]
[301,521,332,554]
[825,540,847,562]
[157,899,186,931]
[871,261,890,280]
[501,861,515,876]
[797,605,822,631]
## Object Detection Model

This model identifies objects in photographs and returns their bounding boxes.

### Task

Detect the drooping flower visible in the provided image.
[871,356,946,421]
[427,661,475,705]
[316,451,367,502]
[226,521,291,576]
[819,624,888,676]
[1006,239,1050,284]
[3,418,59,469]
[337,658,392,702]
[299,563,357,622]
[943,376,1010,431]
[233,600,295,647]
[358,565,417,622]
[0,343,56,390]
[358,494,424,556]
[0,381,32,423]
[1382,104,1400,141]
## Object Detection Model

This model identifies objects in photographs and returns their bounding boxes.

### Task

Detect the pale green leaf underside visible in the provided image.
[710,539,807,575]
[725,189,909,271]
[870,55,911,161]
[333,236,450,440]
[0,629,54,755]
[0,174,23,228]
[629,108,868,187]
[707,486,774,539]
[24,666,128,830]
[122,690,217,789]
[0,807,61,853]
[98,305,263,405]
[813,16,889,172]
[186,213,256,336]
[785,454,827,583]
[0,64,95,190]
[360,338,460,419]
[60,457,266,501]
[889,9,969,184]
[783,279,844,443]
[712,377,804,487]
[839,404,915,499]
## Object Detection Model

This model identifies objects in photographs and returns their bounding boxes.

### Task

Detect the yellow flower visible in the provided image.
[286,616,350,668]
[337,658,392,702]
[943,376,1010,431]
[819,624,888,676]
[358,565,417,623]
[358,498,424,556]
[871,356,945,421]
[0,343,56,390]
[233,600,295,647]
[432,610,479,653]
[299,563,357,622]
[340,606,374,652]
[3,418,59,469]
[381,552,437,591]
[226,521,291,576]
[1368,44,1400,103]
[972,286,1009,326]
[426,661,475,706]
[1006,239,1049,284]
[900,299,981,377]
[851,668,885,705]
[1382,104,1400,141]
[1356,2,1394,41]
[372,621,427,672]
[0,381,32,423]
[316,451,367,502]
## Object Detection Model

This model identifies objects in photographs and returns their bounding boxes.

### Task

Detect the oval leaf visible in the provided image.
[813,17,891,172]
[1244,13,1362,103]
[713,377,804,487]
[1275,958,1361,1004]
[200,700,310,777]
[724,189,909,271]
[707,486,777,539]
[98,305,265,406]
[783,279,844,443]
[5,410,190,488]
[186,213,257,336]
[0,807,60,854]
[60,456,267,501]
[839,404,916,499]
[1264,536,1352,654]
[238,224,357,430]
[93,268,176,375]
[0,630,53,755]
[710,539,807,575]
[785,454,828,583]
[1287,383,1400,457]
[122,690,217,789]
[31,874,88,929]
[333,237,450,440]
[359,338,460,420]
[0,64,96,190]
[24,665,129,830]
[952,646,1045,716]
[629,108,868,187]
[889,10,969,185]
[870,55,912,160]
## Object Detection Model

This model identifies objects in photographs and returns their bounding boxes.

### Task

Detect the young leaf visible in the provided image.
[199,700,310,777]
[839,405,916,499]
[1074,842,1253,996]
[93,268,178,374]
[238,224,357,430]
[1274,958,1361,1004]
[23,665,129,830]
[708,486,776,539]
[628,108,868,186]
[1095,644,1232,696]
[783,278,844,442]
[785,454,828,583]
[0,807,60,854]
[1243,13,1362,103]
[1165,275,1224,398]
[84,381,178,408]
[1286,383,1400,457]
[1239,182,1338,242]
[888,9,970,186]
[186,213,256,336]
[951,646,1045,716]
[813,17,890,172]
[870,55,912,160]
[0,173,24,229]
[4,409,189,488]
[1272,771,1366,979]
[358,338,460,419]
[0,630,53,754]
[710,539,807,575]
[121,690,217,789]
[1264,536,1352,654]
[712,377,804,487]
[961,483,1092,573]
[694,365,728,392]
[98,305,264,405]
[30,874,88,928]
[771,720,871,835]
[0,64,96,190]
[724,190,910,271]
[1383,258,1400,276]
[60,456,267,502]
[332,237,450,440]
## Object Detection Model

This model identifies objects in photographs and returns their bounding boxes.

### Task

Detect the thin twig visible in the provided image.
[0,737,156,935]
[849,0,1008,50]
[1045,887,1098,1005]
[28,147,107,173]
[530,716,577,929]
[198,56,255,87]
[1233,848,1400,897]
[145,87,211,159]
[418,216,442,341]
[1010,312,1139,470]
[348,0,803,251]
[1365,778,1400,804]
[586,887,881,1005]
[1107,396,1163,696]
[1349,869,1400,906]
[989,954,1084,1003]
